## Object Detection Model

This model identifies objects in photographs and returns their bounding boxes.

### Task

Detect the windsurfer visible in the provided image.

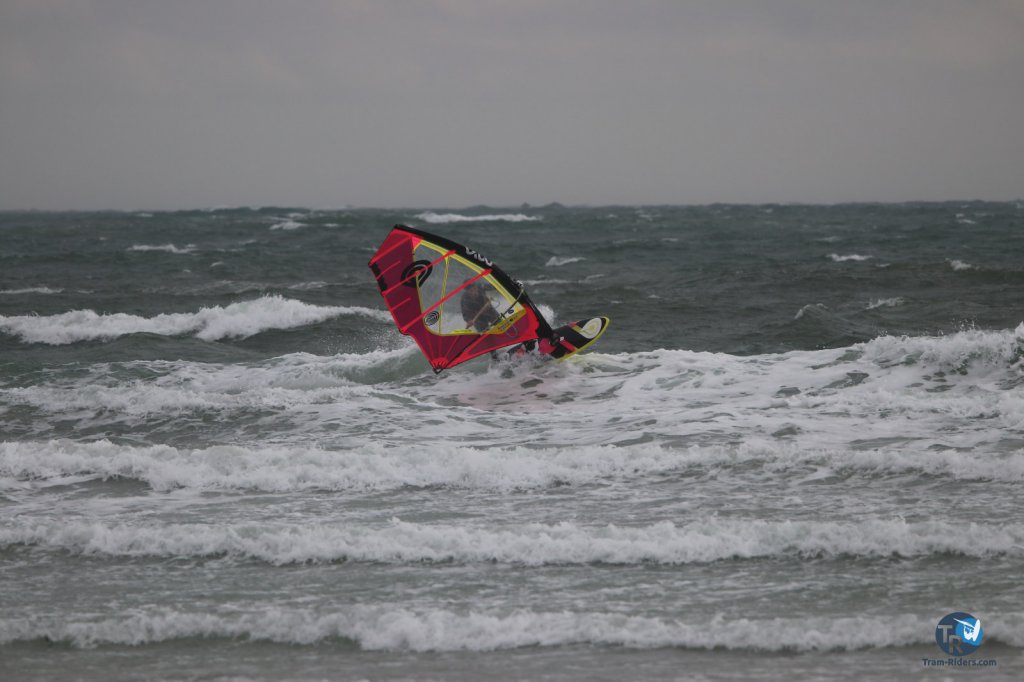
[461,280,501,332]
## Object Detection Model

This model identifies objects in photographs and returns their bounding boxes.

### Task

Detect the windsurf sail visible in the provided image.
[368,225,553,373]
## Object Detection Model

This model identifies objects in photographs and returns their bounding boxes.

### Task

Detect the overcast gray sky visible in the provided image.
[1,0,1021,210]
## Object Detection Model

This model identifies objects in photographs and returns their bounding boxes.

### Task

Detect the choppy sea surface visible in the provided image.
[2,203,1023,681]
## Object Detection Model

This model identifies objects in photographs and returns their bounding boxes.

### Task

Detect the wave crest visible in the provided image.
[4,439,1024,496]
[4,517,1020,565]
[0,287,63,295]
[545,256,585,267]
[0,296,389,345]
[3,606,1021,651]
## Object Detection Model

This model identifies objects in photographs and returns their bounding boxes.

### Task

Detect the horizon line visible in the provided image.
[2,198,1022,213]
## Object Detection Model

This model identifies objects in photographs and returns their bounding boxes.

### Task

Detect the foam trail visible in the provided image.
[0,295,390,344]
[4,517,1021,565]
[2,607,1022,651]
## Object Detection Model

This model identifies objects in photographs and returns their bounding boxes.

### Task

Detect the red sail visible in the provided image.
[368,225,551,373]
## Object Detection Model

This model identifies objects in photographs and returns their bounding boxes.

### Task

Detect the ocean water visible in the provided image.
[1,203,1023,681]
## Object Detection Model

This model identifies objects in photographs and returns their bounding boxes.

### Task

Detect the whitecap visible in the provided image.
[0,439,727,494]
[0,287,63,295]
[865,297,905,310]
[127,244,196,254]
[287,281,330,290]
[415,212,541,224]
[4,514,1022,566]
[828,253,872,262]
[270,220,305,230]
[794,303,828,320]
[545,256,584,267]
[1,603,1022,652]
[0,295,390,345]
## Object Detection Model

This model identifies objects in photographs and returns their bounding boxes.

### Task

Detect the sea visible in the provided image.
[1,202,1022,681]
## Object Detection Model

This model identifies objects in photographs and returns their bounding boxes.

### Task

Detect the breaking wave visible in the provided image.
[4,438,1024,496]
[4,517,1021,565]
[0,295,389,344]
[949,259,974,271]
[2,607,1021,651]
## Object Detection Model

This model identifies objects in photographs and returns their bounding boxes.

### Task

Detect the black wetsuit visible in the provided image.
[461,286,500,332]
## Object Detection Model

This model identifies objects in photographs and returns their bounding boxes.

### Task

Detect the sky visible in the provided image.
[1,0,1022,210]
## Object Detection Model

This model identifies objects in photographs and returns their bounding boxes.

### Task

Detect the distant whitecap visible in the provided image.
[415,212,541,224]
[545,256,584,267]
[828,253,872,262]
[0,286,63,295]
[270,220,305,230]
[866,297,906,310]
[128,243,196,254]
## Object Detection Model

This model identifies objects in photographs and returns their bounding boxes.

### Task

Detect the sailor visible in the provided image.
[461,280,501,332]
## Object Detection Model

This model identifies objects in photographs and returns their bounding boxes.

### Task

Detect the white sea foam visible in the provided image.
[4,516,1021,565]
[270,220,305,230]
[2,606,1021,651]
[0,439,735,493]
[0,295,389,344]
[287,281,329,290]
[828,253,872,262]
[949,259,974,271]
[0,287,62,295]
[415,212,541,224]
[0,349,423,433]
[545,256,585,267]
[859,323,1024,373]
[865,297,905,310]
[4,429,1023,496]
[3,325,1023,464]
[127,244,196,254]
[566,325,1024,454]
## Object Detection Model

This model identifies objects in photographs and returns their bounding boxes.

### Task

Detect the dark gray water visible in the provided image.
[2,203,1023,680]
